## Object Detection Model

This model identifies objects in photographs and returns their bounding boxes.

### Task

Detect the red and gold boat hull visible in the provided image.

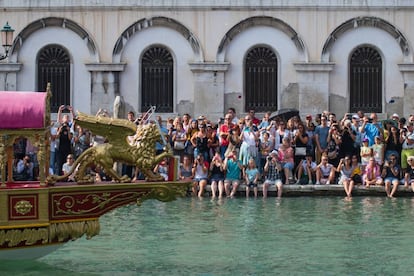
[0,181,190,259]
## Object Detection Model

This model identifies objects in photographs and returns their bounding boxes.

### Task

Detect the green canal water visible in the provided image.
[3,196,414,275]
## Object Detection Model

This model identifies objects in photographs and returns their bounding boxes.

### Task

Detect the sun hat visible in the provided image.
[270,150,278,155]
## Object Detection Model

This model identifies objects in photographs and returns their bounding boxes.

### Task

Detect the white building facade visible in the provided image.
[1,0,414,120]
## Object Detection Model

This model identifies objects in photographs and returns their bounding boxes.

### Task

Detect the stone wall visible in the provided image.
[0,1,413,119]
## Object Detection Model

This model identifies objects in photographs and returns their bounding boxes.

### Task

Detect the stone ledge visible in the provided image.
[203,184,414,197]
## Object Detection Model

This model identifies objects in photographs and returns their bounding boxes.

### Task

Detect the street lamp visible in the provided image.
[0,22,14,61]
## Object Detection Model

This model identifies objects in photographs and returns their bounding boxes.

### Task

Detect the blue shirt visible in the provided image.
[363,123,382,146]
[226,159,241,179]
[315,125,329,149]
[245,168,259,182]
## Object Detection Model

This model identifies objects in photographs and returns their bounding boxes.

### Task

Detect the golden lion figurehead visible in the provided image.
[47,113,172,184]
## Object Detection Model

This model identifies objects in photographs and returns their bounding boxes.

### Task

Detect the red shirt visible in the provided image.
[252,117,260,126]
[219,123,233,146]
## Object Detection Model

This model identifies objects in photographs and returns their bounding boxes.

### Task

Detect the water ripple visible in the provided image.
[3,197,413,275]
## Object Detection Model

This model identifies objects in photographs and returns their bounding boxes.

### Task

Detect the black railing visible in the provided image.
[350,47,382,113]
[245,47,278,112]
[141,47,173,113]
[37,45,71,113]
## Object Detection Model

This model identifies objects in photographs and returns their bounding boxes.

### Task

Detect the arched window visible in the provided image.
[349,47,382,113]
[141,46,173,113]
[37,45,71,113]
[245,46,278,112]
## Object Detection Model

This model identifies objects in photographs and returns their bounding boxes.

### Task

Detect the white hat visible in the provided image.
[392,113,399,118]
[352,114,359,120]
[270,150,278,155]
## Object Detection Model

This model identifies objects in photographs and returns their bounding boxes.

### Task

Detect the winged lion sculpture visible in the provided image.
[46,112,172,184]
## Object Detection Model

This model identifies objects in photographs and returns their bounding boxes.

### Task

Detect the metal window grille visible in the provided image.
[244,47,278,112]
[349,47,382,113]
[141,46,173,113]
[37,45,71,113]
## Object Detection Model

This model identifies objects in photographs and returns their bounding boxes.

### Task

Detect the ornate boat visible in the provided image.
[0,85,190,259]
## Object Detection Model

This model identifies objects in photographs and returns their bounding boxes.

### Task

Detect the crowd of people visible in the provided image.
[168,108,414,199]
[8,104,414,200]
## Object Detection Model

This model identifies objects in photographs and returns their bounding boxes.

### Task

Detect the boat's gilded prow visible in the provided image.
[0,181,190,259]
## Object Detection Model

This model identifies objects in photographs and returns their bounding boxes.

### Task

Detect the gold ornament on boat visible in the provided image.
[49,220,100,242]
[0,227,49,247]
[46,112,172,184]
[0,220,99,247]
[14,200,33,215]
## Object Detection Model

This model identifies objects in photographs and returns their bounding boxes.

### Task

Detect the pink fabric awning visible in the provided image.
[0,91,48,129]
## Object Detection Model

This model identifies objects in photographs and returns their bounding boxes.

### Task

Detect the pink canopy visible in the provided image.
[0,91,48,129]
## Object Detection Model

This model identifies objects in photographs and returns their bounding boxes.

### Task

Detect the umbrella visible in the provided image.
[269,108,300,122]
[381,119,397,128]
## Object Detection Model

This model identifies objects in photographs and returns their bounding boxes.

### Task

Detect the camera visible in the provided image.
[368,118,373,123]
[346,114,352,120]
[267,156,272,161]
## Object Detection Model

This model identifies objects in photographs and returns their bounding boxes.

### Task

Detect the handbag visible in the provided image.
[327,150,338,159]
[351,174,362,183]
[327,138,338,159]
[174,141,185,150]
[295,147,307,156]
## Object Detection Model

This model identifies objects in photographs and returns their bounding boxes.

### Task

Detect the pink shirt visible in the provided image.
[279,146,294,163]
[364,165,381,180]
